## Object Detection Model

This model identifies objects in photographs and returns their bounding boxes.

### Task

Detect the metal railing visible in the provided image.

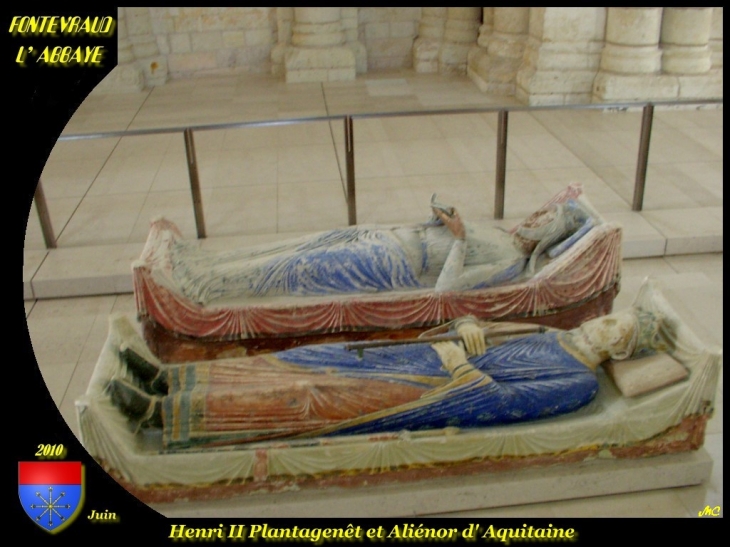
[35,98,722,249]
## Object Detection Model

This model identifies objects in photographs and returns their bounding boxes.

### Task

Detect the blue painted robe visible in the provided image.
[170,225,530,304]
[276,332,599,436]
[161,333,598,449]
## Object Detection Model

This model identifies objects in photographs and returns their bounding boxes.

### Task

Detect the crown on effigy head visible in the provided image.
[631,309,669,357]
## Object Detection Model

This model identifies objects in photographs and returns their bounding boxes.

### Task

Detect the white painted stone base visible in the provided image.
[151,449,713,518]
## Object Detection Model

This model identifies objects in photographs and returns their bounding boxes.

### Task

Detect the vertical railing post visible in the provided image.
[494,110,509,220]
[344,116,357,226]
[34,178,57,249]
[633,103,654,211]
[184,128,207,238]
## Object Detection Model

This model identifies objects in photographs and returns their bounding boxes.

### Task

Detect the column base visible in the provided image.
[676,69,723,99]
[516,67,597,105]
[592,72,679,102]
[467,46,520,95]
[599,44,662,74]
[662,46,713,75]
[710,44,722,70]
[438,42,471,74]
[94,64,145,94]
[271,43,287,76]
[412,37,441,73]
[139,55,168,87]
[348,41,368,74]
[284,46,356,83]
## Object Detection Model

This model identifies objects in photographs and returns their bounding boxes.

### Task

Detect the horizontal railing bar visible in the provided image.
[56,115,349,142]
[57,98,722,142]
[38,95,720,249]
[349,98,723,121]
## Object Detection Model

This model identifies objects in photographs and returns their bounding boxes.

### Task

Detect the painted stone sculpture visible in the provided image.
[168,196,592,303]
[108,309,657,449]
[133,184,623,361]
[76,280,721,502]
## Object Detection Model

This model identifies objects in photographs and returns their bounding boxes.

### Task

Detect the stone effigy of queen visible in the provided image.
[168,196,594,305]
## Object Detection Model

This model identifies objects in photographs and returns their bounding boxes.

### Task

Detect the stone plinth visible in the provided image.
[146,447,714,517]
[438,7,481,74]
[676,71,724,99]
[283,8,356,82]
[413,8,447,73]
[468,8,529,95]
[516,8,605,105]
[95,65,145,93]
[284,46,355,83]
[593,72,679,102]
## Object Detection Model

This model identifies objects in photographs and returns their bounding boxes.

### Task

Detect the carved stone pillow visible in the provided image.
[603,352,689,397]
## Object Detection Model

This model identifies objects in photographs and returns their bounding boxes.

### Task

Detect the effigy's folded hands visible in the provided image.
[431,341,469,374]
[454,316,487,355]
[427,341,493,399]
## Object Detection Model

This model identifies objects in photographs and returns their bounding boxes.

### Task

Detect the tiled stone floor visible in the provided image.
[22,70,722,518]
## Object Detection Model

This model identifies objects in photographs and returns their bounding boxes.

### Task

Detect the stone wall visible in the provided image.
[125,7,422,79]
[107,7,722,103]
[358,8,421,70]
[514,8,606,104]
[149,7,277,78]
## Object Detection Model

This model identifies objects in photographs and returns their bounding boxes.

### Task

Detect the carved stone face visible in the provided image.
[580,310,639,361]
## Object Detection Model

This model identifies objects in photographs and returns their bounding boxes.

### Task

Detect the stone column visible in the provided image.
[468,8,529,94]
[341,7,367,73]
[593,8,677,101]
[283,7,355,82]
[600,8,662,74]
[118,8,135,65]
[479,7,494,43]
[95,8,145,93]
[710,7,723,68]
[660,8,722,98]
[661,8,713,74]
[412,8,447,73]
[469,7,497,91]
[516,8,605,104]
[271,7,293,76]
[125,7,168,86]
[438,7,481,74]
